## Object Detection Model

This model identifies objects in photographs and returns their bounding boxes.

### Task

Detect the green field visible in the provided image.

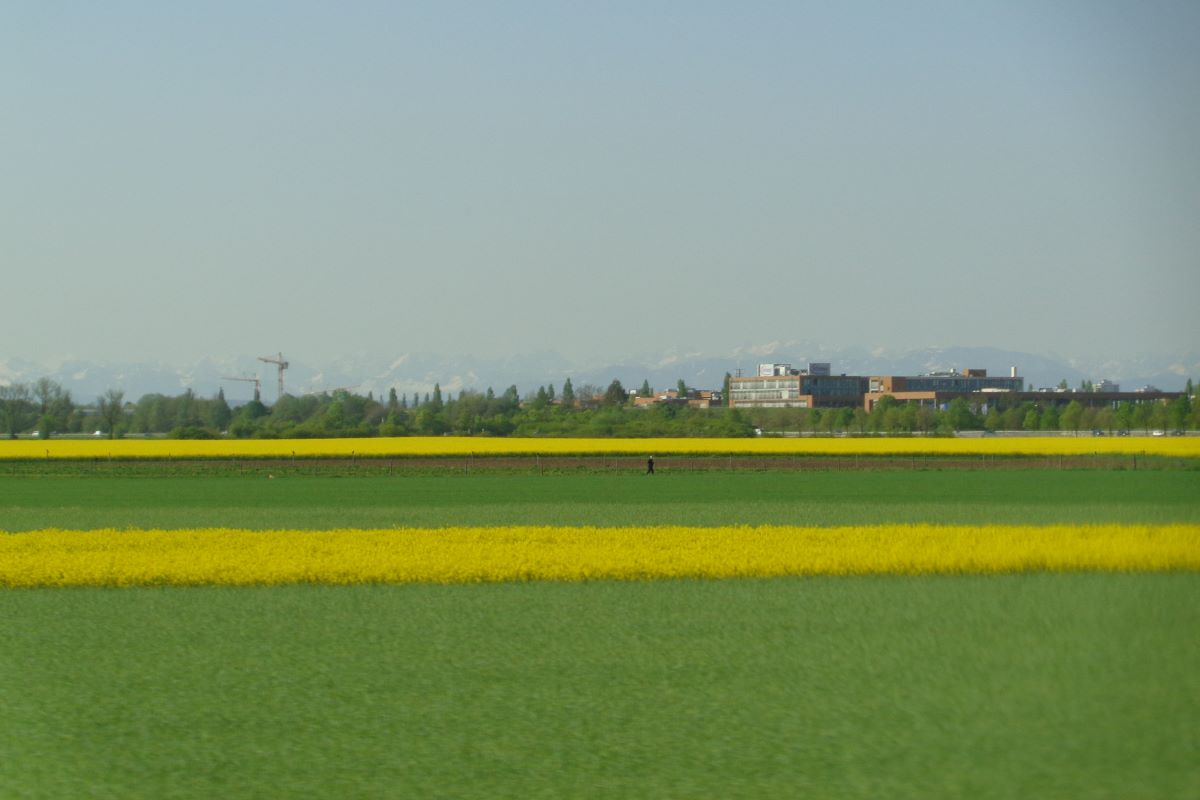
[2,576,1197,798]
[2,465,1198,797]
[2,470,1199,530]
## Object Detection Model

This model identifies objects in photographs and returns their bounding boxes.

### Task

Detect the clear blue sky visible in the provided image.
[3,2,1198,366]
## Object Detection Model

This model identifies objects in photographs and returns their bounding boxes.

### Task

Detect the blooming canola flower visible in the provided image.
[2,524,1197,588]
[1,436,1197,460]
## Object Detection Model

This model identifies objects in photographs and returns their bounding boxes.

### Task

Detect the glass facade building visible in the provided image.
[732,367,1023,410]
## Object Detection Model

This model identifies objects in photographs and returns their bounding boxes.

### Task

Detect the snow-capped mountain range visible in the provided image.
[1,345,1195,404]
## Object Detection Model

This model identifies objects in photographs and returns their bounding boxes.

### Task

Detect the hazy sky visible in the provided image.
[4,2,1198,367]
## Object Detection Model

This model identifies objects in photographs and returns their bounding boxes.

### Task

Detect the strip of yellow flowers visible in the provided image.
[2,525,1196,588]
[1,435,1198,459]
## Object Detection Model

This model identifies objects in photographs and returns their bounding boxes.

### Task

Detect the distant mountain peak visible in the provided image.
[0,345,1195,399]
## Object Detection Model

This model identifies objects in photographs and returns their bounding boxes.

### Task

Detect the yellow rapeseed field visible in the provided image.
[1,435,1197,459]
[2,524,1196,587]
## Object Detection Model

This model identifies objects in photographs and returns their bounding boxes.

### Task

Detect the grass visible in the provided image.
[2,470,1198,530]
[2,575,1197,799]
[5,465,1196,795]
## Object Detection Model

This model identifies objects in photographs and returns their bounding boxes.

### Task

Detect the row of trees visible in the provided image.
[0,379,133,440]
[0,379,216,441]
[3,377,1198,439]
[221,378,752,438]
[741,393,1199,435]
[0,378,754,439]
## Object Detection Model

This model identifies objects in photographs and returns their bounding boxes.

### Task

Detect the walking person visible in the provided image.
[646,455,655,475]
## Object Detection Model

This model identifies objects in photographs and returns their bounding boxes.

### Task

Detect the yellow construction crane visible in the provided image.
[221,375,262,402]
[258,352,289,399]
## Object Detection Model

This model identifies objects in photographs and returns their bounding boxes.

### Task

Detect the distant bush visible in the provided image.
[170,425,218,440]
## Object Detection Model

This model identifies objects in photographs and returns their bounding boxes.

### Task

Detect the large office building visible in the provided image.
[731,363,1019,410]
[729,363,1182,412]
[728,364,867,409]
[863,368,1023,411]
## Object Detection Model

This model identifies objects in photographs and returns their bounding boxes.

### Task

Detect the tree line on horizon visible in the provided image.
[1,377,1196,440]
[741,390,1197,437]
[0,377,750,439]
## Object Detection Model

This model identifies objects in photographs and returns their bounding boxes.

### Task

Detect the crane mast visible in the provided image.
[258,352,289,399]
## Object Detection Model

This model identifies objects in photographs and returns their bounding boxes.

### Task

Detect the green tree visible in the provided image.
[722,372,732,407]
[1149,402,1170,432]
[209,388,232,431]
[676,379,687,397]
[1060,400,1084,434]
[946,397,975,431]
[0,382,33,438]
[130,394,164,433]
[1022,408,1040,431]
[639,380,652,397]
[32,378,73,436]
[916,405,936,435]
[379,407,409,436]
[98,389,126,439]
[1167,396,1189,431]
[560,378,575,408]
[175,389,202,429]
[1115,401,1134,432]
[1002,404,1026,431]
[867,395,897,433]
[603,379,627,407]
[320,399,347,431]
[1131,402,1153,433]
[232,396,270,434]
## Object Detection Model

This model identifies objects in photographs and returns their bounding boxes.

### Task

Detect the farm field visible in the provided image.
[6,524,1197,587]
[2,433,1199,459]
[2,461,1198,797]
[2,576,1198,798]
[2,470,1199,531]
